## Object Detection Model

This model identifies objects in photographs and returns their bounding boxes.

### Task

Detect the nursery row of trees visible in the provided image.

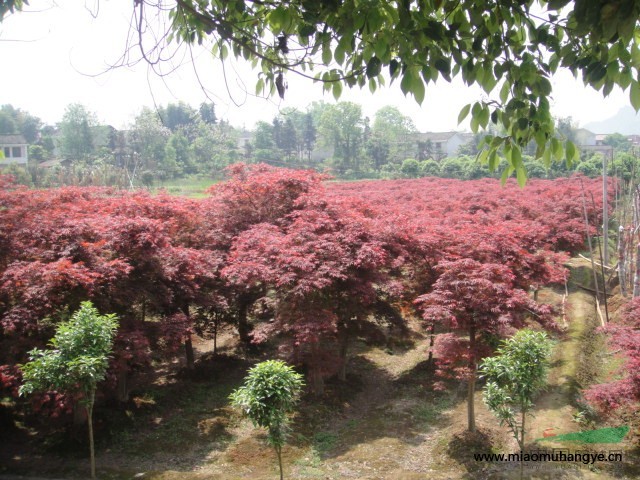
[0,166,617,437]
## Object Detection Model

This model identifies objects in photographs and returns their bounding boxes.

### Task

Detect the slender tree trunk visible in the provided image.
[619,226,627,296]
[182,304,195,369]
[581,181,600,298]
[237,297,252,348]
[116,369,129,403]
[87,389,96,480]
[275,444,284,480]
[338,332,349,382]
[212,317,219,355]
[634,243,640,297]
[603,152,609,266]
[427,322,435,366]
[309,343,324,395]
[467,321,476,432]
[519,409,526,480]
[185,335,195,370]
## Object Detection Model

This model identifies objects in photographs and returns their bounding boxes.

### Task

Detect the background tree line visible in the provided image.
[2,101,639,187]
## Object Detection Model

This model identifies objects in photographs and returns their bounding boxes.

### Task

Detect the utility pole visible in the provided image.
[603,148,610,266]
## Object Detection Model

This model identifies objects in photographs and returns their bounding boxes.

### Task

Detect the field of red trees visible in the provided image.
[2,164,636,477]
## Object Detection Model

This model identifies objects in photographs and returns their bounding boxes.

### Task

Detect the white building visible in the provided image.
[0,134,29,165]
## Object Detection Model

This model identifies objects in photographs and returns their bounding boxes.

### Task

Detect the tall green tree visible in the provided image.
[301,112,316,162]
[20,302,119,480]
[253,120,278,162]
[58,104,97,163]
[318,102,364,173]
[199,102,217,125]
[129,107,171,181]
[159,102,197,132]
[230,360,304,480]
[0,105,42,143]
[371,105,416,166]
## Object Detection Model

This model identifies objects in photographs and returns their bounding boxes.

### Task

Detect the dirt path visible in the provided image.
[528,288,593,444]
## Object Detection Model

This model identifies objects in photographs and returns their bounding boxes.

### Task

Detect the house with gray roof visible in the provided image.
[399,131,469,160]
[0,134,28,166]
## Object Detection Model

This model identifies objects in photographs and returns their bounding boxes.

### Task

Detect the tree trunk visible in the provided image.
[275,444,284,480]
[182,304,195,369]
[184,334,195,370]
[309,344,324,395]
[427,322,435,366]
[87,390,96,480]
[116,369,129,403]
[519,409,526,480]
[237,296,252,348]
[634,244,640,297]
[338,332,349,382]
[213,317,219,355]
[603,152,609,267]
[619,226,627,297]
[467,321,476,432]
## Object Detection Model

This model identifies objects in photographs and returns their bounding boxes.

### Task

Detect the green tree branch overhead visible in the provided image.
[167,0,640,182]
[19,301,119,480]
[4,1,640,181]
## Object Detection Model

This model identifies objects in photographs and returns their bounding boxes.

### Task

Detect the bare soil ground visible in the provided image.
[1,260,638,479]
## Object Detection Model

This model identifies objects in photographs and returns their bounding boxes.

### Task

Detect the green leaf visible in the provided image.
[334,44,346,65]
[482,69,498,94]
[332,81,342,101]
[551,137,563,160]
[400,70,412,96]
[366,56,382,79]
[631,80,640,111]
[389,59,400,78]
[499,81,510,104]
[322,42,332,65]
[368,78,377,94]
[478,106,490,129]
[477,148,489,164]
[500,167,511,185]
[412,75,426,104]
[458,104,471,124]
[565,140,579,165]
[255,77,265,96]
[470,116,479,134]
[516,165,527,187]
[542,147,552,168]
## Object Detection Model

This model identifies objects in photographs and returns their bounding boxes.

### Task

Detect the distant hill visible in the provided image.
[584,106,640,135]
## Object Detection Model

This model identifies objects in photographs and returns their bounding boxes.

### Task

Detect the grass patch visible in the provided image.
[154,176,217,198]
[108,363,245,456]
[313,431,338,454]
[413,395,455,428]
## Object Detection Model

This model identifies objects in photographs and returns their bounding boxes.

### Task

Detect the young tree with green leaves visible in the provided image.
[230,360,305,480]
[19,302,119,480]
[58,103,97,163]
[480,329,552,477]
